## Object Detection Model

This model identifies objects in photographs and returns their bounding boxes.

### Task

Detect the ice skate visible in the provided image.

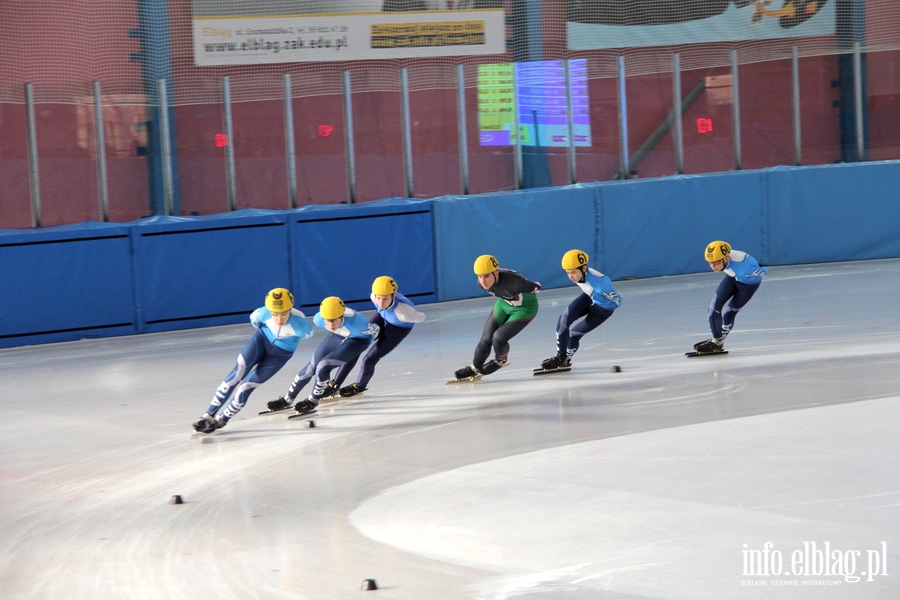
[339,383,366,398]
[447,361,510,384]
[695,338,724,353]
[311,380,337,401]
[262,396,293,414]
[479,359,507,375]
[454,365,481,380]
[534,355,572,375]
[540,356,570,370]
[293,398,319,416]
[686,338,728,357]
[321,380,338,400]
[192,414,226,434]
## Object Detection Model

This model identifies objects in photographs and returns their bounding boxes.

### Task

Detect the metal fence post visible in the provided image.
[400,68,414,198]
[617,56,630,178]
[283,73,298,209]
[25,83,41,227]
[730,49,742,170]
[222,75,237,211]
[456,64,470,195]
[93,81,110,221]
[157,78,175,216]
[343,71,357,204]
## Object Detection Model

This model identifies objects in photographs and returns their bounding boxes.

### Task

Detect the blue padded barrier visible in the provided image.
[131,210,290,333]
[431,186,598,301]
[3,161,899,348]
[766,162,900,265]
[288,198,436,312]
[597,171,767,280]
[0,223,136,345]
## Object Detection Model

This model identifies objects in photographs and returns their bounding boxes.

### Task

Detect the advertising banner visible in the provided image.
[192,1,505,65]
[567,0,836,50]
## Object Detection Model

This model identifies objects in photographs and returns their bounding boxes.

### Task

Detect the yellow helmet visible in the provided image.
[704,241,732,262]
[319,296,346,320]
[265,288,294,313]
[561,249,589,270]
[473,254,499,275]
[372,275,398,296]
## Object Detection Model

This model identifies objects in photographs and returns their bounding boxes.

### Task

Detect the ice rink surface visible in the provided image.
[1,259,898,599]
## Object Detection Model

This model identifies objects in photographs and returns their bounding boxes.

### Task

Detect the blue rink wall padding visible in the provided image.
[0,222,137,344]
[289,199,436,310]
[2,161,900,347]
[431,186,598,300]
[766,162,900,264]
[596,171,768,279]
[131,211,291,333]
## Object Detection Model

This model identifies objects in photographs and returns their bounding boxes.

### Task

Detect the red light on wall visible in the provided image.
[214,133,229,147]
[696,118,713,134]
[317,125,334,137]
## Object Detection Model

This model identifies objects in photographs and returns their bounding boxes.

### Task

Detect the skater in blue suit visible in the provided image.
[693,240,767,354]
[334,276,426,397]
[193,288,313,433]
[540,249,621,370]
[267,296,379,415]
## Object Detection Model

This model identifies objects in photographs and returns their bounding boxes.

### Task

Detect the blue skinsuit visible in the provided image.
[334,291,425,390]
[708,250,768,340]
[208,307,313,422]
[287,308,379,401]
[555,267,621,359]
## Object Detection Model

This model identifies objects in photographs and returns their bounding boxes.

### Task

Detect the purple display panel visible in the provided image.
[478,59,591,147]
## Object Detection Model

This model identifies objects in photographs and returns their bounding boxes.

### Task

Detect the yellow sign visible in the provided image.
[371,20,486,48]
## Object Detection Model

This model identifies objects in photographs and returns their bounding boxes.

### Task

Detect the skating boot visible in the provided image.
[693,338,725,354]
[311,380,336,401]
[293,397,319,415]
[266,396,292,411]
[540,356,570,370]
[322,380,338,399]
[339,383,366,397]
[479,359,507,375]
[454,365,481,380]
[192,414,226,434]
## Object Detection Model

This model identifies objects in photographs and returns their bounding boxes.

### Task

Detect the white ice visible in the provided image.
[1,259,898,599]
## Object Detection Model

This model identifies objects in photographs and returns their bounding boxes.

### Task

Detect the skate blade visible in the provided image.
[446,375,484,385]
[321,393,352,404]
[286,409,319,420]
[446,362,510,384]
[532,367,572,375]
[258,406,294,415]
[685,350,729,358]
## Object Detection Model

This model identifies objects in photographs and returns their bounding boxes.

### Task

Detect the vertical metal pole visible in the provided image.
[730,49,742,170]
[564,59,577,183]
[93,81,110,222]
[852,41,865,161]
[616,56,630,178]
[157,78,175,216]
[343,70,357,204]
[456,64,469,195]
[791,47,802,165]
[283,73,298,209]
[672,53,684,174]
[512,64,523,190]
[222,76,237,212]
[25,83,41,228]
[400,68,414,198]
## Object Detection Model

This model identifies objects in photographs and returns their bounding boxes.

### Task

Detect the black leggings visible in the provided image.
[473,312,532,369]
